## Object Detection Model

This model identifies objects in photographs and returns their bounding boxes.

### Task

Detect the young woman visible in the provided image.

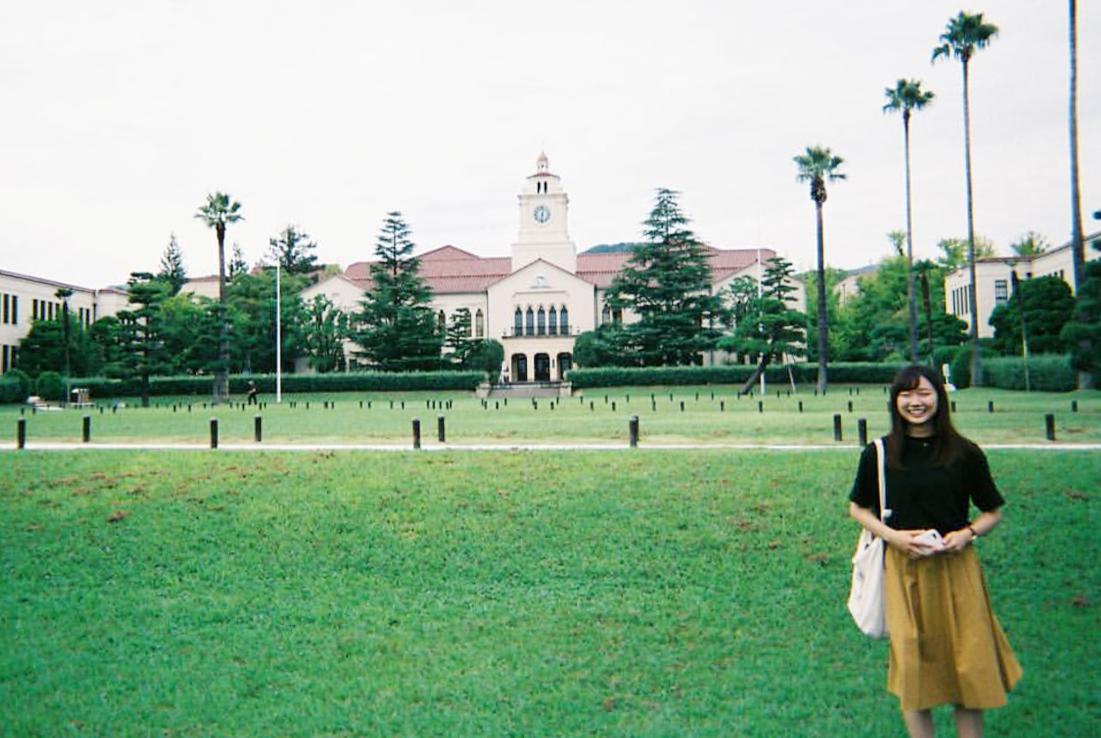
[849,365,1022,738]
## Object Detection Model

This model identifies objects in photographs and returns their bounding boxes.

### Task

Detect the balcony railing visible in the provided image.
[503,326,578,339]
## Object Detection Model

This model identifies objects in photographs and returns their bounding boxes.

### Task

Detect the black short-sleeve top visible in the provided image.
[848,435,1005,534]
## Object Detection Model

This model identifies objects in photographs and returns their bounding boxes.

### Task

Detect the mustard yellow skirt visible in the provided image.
[884,545,1022,711]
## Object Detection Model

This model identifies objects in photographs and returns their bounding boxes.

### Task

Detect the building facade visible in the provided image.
[0,269,128,374]
[944,234,1099,339]
[304,153,804,378]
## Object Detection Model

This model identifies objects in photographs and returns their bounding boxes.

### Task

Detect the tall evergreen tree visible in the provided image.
[718,257,806,394]
[158,233,188,295]
[604,189,727,366]
[443,308,475,366]
[112,273,171,408]
[989,276,1075,356]
[351,212,442,370]
[268,225,320,276]
[794,146,846,393]
[933,10,998,385]
[884,78,935,362]
[194,192,243,404]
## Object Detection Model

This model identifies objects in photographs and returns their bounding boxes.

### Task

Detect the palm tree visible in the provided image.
[884,78,935,364]
[54,287,73,403]
[1068,0,1092,388]
[195,192,243,404]
[933,11,997,386]
[794,146,846,394]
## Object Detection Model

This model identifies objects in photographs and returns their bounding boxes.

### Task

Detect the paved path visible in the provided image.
[6,441,1101,452]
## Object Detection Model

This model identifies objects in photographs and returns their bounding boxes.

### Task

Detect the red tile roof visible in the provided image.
[345,244,773,293]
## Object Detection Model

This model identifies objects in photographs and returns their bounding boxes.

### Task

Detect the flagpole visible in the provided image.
[276,261,283,403]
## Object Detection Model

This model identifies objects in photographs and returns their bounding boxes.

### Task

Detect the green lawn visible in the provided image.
[1,450,1098,736]
[4,385,1100,446]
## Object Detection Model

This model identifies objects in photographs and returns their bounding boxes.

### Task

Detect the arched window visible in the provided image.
[537,307,546,335]
[514,307,523,336]
[559,306,569,335]
[475,309,485,338]
[601,304,611,325]
[548,307,557,335]
[526,307,535,336]
[437,310,446,333]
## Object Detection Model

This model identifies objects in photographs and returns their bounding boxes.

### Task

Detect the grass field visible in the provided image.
[4,385,1100,447]
[1,449,1098,736]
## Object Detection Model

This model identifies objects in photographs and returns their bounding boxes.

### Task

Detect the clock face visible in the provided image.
[533,205,550,223]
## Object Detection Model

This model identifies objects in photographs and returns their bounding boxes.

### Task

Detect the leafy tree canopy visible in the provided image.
[989,275,1075,355]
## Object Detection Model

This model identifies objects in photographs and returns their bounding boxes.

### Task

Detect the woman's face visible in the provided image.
[896,375,939,428]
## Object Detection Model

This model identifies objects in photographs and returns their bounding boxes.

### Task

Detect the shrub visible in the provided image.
[0,379,24,403]
[36,371,65,401]
[2,368,31,398]
[566,362,905,389]
[949,344,998,388]
[982,355,1077,392]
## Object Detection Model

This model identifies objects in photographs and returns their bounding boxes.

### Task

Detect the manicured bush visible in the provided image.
[982,355,1077,392]
[0,379,24,403]
[949,343,998,388]
[2,368,31,399]
[35,371,65,401]
[566,362,905,389]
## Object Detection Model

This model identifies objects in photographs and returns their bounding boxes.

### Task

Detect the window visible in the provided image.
[559,306,569,335]
[537,307,546,335]
[548,307,557,335]
[613,308,623,325]
[526,307,535,336]
[2,294,7,324]
[10,295,16,324]
[602,304,611,325]
[514,307,523,336]
[994,279,1008,304]
[437,310,446,333]
[475,309,484,338]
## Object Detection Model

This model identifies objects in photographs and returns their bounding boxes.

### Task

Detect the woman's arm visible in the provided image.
[849,502,941,558]
[941,506,1002,553]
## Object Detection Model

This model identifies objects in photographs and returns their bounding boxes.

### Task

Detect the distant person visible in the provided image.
[247,381,258,405]
[848,365,1021,738]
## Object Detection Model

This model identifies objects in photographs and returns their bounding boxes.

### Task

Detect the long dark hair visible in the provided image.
[886,364,970,469]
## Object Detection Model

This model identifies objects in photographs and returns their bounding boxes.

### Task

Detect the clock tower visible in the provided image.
[511,152,577,273]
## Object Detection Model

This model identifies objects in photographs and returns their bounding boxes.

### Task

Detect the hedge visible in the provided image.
[981,355,1077,392]
[4,371,486,402]
[565,362,907,389]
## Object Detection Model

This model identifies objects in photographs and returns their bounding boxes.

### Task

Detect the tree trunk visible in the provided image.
[815,201,828,394]
[903,113,919,363]
[214,223,230,404]
[962,58,983,386]
[1068,0,1093,388]
[740,351,772,396]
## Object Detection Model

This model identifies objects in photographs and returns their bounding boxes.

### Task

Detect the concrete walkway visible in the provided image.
[6,441,1101,452]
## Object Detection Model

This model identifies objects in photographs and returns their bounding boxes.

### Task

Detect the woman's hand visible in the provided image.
[940,528,975,553]
[888,529,943,559]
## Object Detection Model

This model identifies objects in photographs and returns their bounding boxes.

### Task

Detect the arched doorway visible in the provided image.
[556,352,572,380]
[533,353,551,382]
[511,353,528,382]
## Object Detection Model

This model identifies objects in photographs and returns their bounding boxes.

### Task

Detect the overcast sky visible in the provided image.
[2,1,1098,288]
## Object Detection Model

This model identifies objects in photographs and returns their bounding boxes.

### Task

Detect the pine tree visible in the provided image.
[268,225,319,276]
[605,189,727,365]
[351,212,442,370]
[158,234,188,295]
[718,257,806,394]
[113,272,171,407]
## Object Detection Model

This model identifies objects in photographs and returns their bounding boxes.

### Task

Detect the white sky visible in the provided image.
[2,1,1098,288]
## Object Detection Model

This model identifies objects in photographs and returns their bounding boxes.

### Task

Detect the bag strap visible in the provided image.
[873,438,891,522]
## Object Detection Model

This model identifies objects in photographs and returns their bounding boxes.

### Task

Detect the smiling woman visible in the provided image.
[848,365,1022,738]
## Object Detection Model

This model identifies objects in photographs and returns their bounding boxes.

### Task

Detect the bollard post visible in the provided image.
[951,400,956,413]
[679,401,685,412]
[988,401,994,413]
[16,418,26,450]
[438,415,446,443]
[757,401,763,414]
[833,414,843,442]
[858,418,867,447]
[1071,400,1078,413]
[209,418,218,449]
[412,418,421,449]
[611,401,616,412]
[1045,414,1055,441]
[798,401,804,413]
[629,415,639,448]
[590,401,594,411]
[82,415,91,443]
[847,400,853,413]
[651,401,656,412]
[720,401,725,412]
[254,415,262,443]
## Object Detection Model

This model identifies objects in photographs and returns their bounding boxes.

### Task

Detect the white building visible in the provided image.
[307,153,804,379]
[0,269,128,373]
[944,233,1099,338]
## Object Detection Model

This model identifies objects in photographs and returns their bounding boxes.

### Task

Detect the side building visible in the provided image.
[944,233,1100,338]
[303,153,805,378]
[0,269,128,374]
